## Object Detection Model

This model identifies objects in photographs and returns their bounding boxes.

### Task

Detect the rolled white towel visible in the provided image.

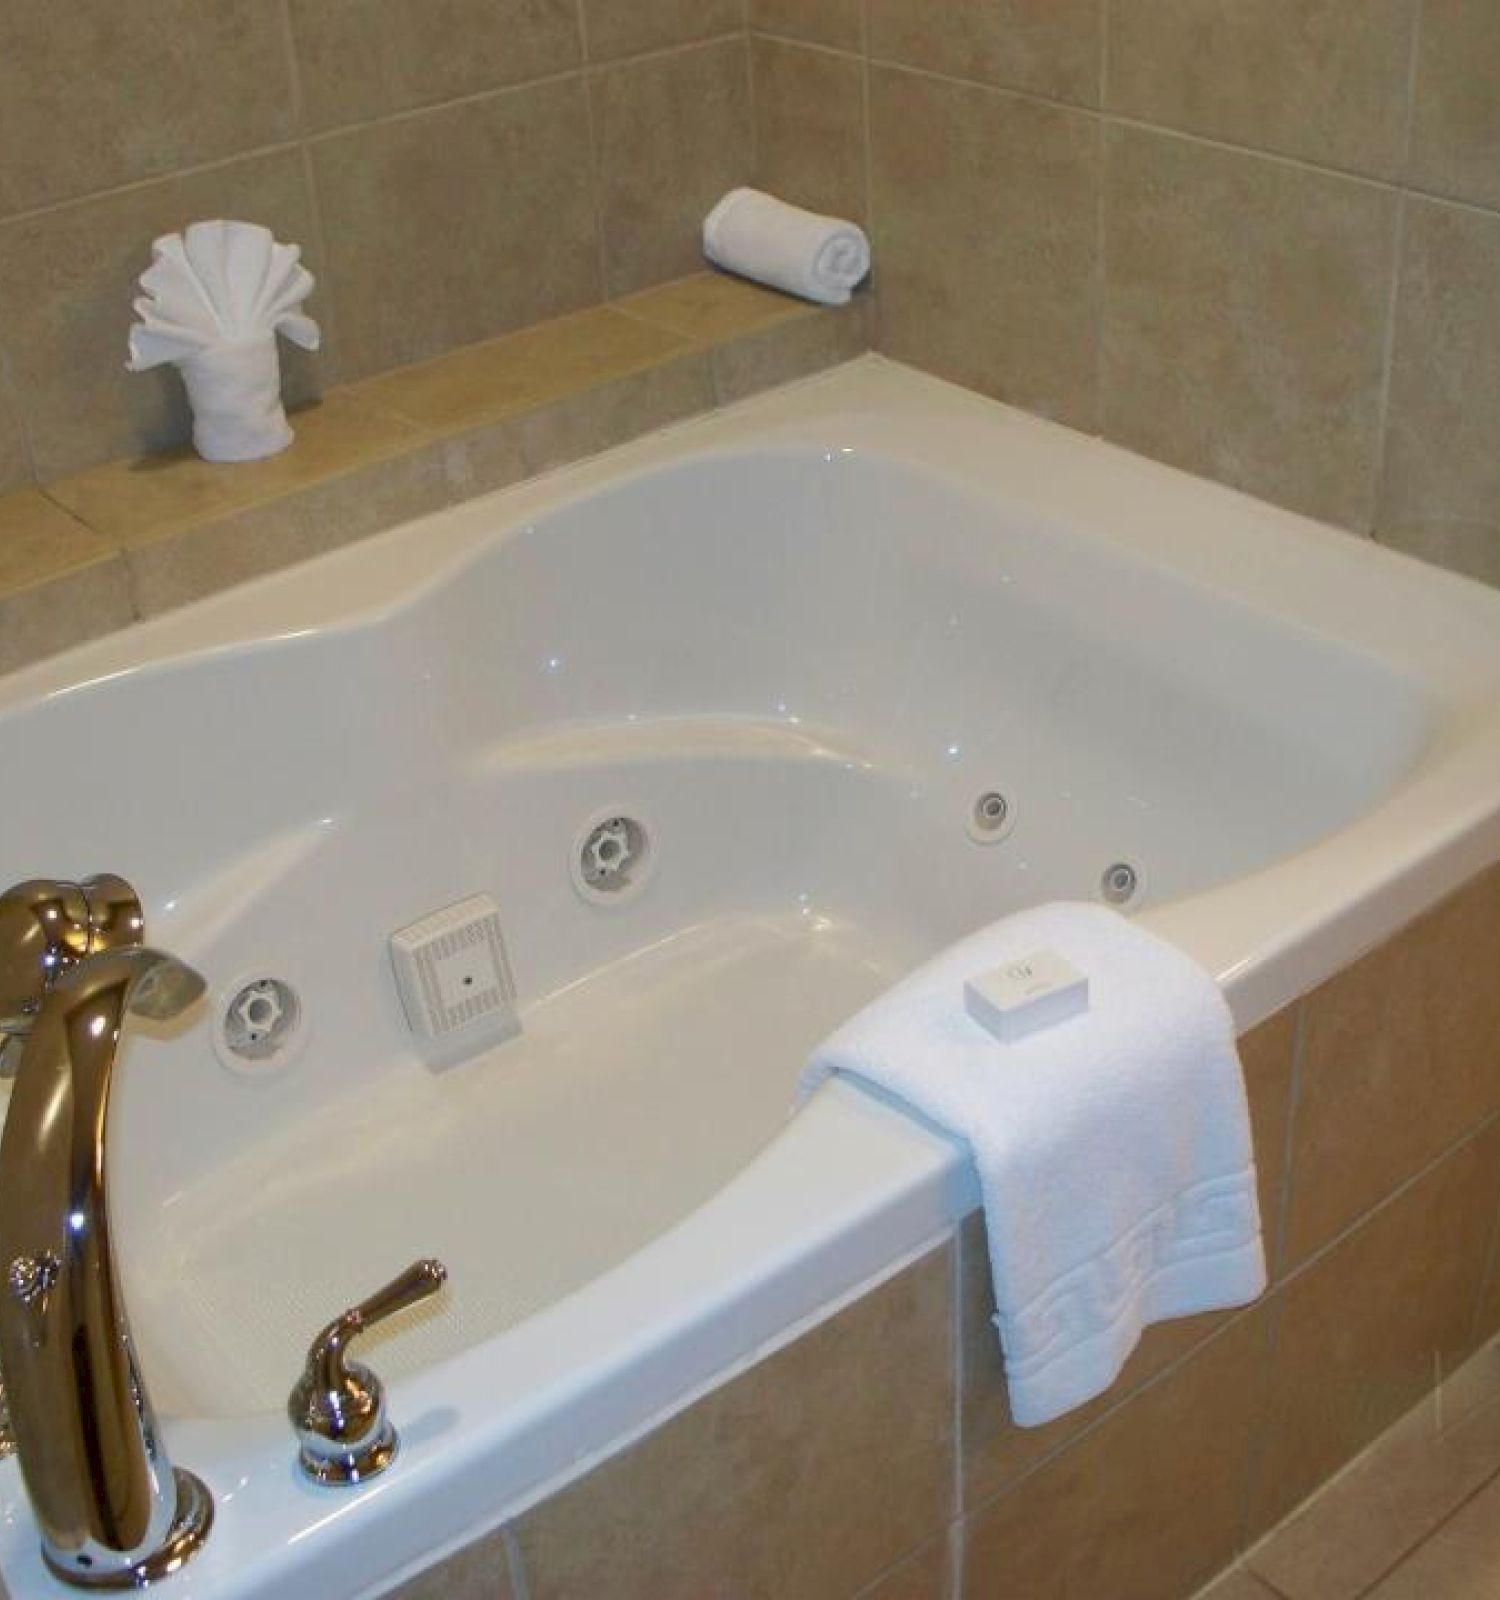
[703,188,870,307]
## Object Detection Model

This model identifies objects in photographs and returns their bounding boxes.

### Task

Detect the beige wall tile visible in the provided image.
[859,1535,951,1600]
[752,37,868,223]
[1102,125,1395,531]
[517,1246,954,1600]
[582,0,744,62]
[1251,1125,1500,1536]
[592,40,753,297]
[1409,0,1500,210]
[0,151,323,483]
[311,80,601,381]
[1107,0,1416,178]
[1250,1341,1500,1600]
[871,67,1101,430]
[125,442,453,617]
[1379,198,1500,587]
[386,1527,515,1600]
[867,0,1102,107]
[751,0,863,50]
[0,2,296,219]
[289,0,583,131]
[963,1310,1267,1600]
[1282,867,1500,1268]
[712,298,867,403]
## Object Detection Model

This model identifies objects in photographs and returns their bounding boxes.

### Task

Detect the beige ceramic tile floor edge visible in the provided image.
[0,272,861,667]
[1193,1336,1500,1600]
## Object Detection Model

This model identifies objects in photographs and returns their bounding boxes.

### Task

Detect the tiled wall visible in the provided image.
[392,864,1500,1599]
[0,0,753,487]
[749,0,1500,588]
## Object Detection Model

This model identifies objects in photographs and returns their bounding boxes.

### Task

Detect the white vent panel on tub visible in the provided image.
[389,894,519,1051]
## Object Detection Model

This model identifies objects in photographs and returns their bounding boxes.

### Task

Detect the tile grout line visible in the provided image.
[1280,1105,1500,1288]
[274,0,345,390]
[501,1523,533,1600]
[743,17,759,189]
[574,0,613,303]
[1091,64,1109,439]
[4,35,1498,244]
[858,1,879,352]
[1370,4,1427,539]
[1368,0,1427,546]
[1347,1457,1500,1598]
[1270,1001,1309,1283]
[947,1225,966,1600]
[1234,1281,1282,1557]
[0,340,39,492]
[1093,0,1110,434]
[0,35,749,232]
[1463,1133,1500,1354]
[792,51,1500,224]
[1402,0,1428,176]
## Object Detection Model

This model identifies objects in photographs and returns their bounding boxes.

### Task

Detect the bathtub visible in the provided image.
[2,357,1499,1598]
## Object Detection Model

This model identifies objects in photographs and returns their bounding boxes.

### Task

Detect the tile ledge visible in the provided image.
[3,275,867,670]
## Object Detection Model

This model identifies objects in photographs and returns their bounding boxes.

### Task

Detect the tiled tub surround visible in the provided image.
[0,273,866,672]
[387,867,1500,1600]
[0,0,759,487]
[748,0,1500,588]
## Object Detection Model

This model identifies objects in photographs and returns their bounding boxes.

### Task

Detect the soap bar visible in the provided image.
[964,950,1090,1043]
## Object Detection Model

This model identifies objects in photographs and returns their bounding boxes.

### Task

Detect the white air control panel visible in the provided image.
[389,894,520,1058]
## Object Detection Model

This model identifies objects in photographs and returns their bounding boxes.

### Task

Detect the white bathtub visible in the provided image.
[2,358,1499,1598]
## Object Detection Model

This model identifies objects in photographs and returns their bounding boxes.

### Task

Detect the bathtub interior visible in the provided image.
[0,439,1435,1421]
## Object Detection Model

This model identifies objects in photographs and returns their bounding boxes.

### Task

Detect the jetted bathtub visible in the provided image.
[2,358,1500,1598]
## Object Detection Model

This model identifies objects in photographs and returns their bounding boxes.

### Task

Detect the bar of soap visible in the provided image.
[964,950,1090,1043]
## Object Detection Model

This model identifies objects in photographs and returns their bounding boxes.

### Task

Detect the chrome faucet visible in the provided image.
[0,877,214,1589]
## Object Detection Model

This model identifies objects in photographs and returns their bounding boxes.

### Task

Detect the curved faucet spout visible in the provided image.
[0,940,214,1588]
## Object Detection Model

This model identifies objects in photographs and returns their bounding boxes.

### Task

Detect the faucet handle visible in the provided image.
[288,1259,447,1486]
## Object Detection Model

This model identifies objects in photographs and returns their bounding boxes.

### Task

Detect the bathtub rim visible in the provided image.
[0,356,1499,1598]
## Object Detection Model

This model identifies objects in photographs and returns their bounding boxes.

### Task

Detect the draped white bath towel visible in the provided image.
[800,903,1265,1426]
[703,187,870,305]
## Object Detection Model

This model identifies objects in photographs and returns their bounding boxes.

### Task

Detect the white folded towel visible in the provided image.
[703,187,870,306]
[800,903,1265,1426]
[127,220,320,463]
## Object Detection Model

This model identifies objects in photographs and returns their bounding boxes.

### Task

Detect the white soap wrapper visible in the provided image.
[965,951,1090,1043]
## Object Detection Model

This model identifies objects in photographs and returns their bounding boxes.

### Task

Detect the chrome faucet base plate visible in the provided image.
[41,1469,213,1591]
[298,1428,399,1487]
